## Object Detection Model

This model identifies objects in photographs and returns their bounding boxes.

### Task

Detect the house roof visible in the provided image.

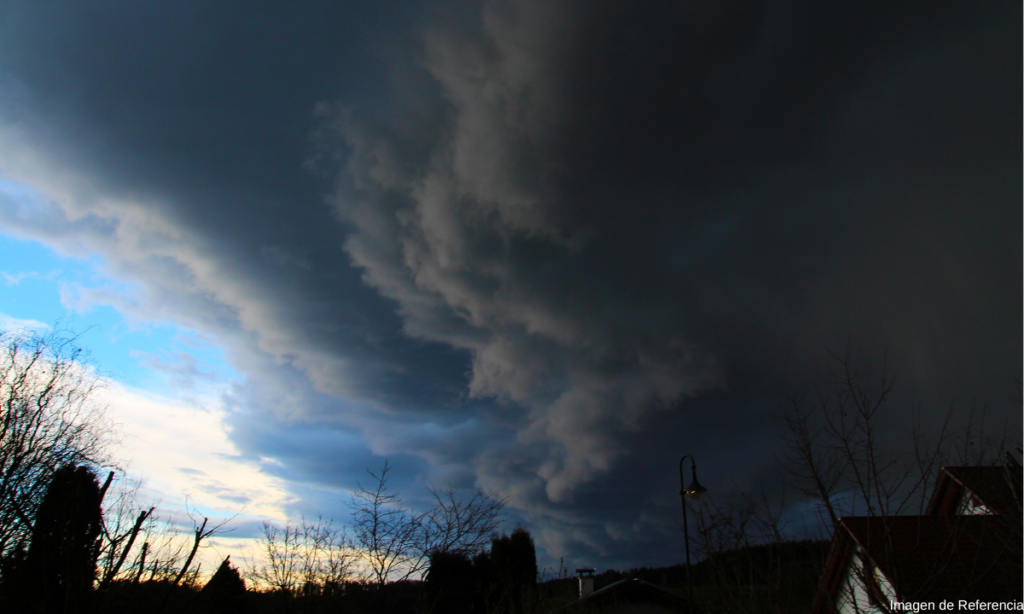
[550,578,694,613]
[812,527,855,614]
[926,465,1023,517]
[814,515,1021,613]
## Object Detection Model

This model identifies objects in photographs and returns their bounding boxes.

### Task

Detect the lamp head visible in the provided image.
[684,465,707,500]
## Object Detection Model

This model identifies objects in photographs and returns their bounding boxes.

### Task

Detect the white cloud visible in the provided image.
[94,380,310,579]
[0,268,60,286]
[98,382,296,521]
[0,311,51,332]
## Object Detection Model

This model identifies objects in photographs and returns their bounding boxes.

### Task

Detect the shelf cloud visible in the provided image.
[0,0,1018,568]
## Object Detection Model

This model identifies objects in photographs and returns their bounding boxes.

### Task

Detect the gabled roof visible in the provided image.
[813,515,1022,613]
[926,466,1023,517]
[811,526,855,614]
[550,578,694,613]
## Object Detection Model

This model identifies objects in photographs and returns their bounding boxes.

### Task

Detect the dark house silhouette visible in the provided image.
[812,464,1023,614]
[926,465,1023,517]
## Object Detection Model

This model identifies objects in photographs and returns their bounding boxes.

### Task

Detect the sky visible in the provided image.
[0,0,1020,573]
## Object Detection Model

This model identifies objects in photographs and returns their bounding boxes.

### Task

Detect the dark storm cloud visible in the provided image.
[329,0,1019,489]
[0,0,1019,570]
[325,0,1021,561]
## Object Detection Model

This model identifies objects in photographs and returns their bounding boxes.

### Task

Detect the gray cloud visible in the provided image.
[326,0,1020,508]
[0,0,1018,570]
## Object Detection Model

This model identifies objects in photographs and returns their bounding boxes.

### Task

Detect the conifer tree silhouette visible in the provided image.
[22,465,104,613]
[201,556,247,614]
[425,550,476,613]
[489,527,538,614]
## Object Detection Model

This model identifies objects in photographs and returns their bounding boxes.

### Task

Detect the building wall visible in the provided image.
[834,550,898,614]
[956,492,993,515]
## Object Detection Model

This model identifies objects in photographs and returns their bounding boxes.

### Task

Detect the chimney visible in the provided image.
[576,568,595,599]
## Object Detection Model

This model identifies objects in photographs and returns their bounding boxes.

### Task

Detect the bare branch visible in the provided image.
[0,327,115,559]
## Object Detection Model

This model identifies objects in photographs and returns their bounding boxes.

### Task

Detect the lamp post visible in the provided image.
[679,455,707,614]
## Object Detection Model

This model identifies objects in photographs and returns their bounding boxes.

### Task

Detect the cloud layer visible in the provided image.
[327,0,1021,504]
[0,0,1019,568]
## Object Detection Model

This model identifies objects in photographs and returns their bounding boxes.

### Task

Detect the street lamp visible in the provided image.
[679,454,706,614]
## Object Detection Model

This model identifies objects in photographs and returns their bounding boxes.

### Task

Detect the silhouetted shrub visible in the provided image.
[13,465,105,613]
[0,543,29,606]
[488,527,538,614]
[426,550,476,613]
[202,556,248,614]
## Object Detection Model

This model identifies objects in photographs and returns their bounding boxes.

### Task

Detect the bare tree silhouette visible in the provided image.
[0,328,113,561]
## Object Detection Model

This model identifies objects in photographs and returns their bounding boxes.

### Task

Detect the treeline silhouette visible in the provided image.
[534,540,829,614]
[6,461,817,614]
[0,457,546,613]
[0,452,829,613]
[0,468,830,614]
[0,463,245,613]
[543,539,827,593]
[0,459,547,613]
[4,317,1015,613]
[424,527,539,614]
